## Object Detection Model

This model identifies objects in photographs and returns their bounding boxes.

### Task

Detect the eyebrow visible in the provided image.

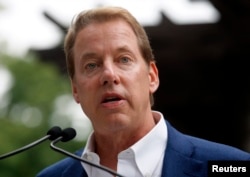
[115,45,135,56]
[80,45,134,60]
[117,45,131,52]
[80,52,99,61]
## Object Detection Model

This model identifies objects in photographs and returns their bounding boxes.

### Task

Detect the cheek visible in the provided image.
[77,84,96,117]
[73,77,96,102]
[77,74,98,89]
[126,70,151,95]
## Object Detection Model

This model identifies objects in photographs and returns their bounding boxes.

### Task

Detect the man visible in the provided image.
[37,6,250,177]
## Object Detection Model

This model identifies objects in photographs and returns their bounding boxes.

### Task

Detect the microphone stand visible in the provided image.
[0,135,50,160]
[50,136,125,177]
[0,126,62,160]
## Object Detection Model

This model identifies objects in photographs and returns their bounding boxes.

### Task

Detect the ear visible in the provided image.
[70,78,80,103]
[148,61,159,94]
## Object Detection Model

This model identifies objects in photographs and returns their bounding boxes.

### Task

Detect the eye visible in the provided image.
[85,62,98,70]
[120,57,131,64]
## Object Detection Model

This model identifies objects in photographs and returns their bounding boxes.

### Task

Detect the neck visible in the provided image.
[93,111,156,170]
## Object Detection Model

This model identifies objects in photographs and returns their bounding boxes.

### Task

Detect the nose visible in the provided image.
[99,62,120,86]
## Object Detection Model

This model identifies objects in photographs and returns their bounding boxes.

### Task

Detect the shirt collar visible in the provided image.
[123,111,167,175]
[81,111,168,176]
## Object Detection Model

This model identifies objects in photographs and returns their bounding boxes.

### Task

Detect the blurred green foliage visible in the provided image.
[0,53,84,177]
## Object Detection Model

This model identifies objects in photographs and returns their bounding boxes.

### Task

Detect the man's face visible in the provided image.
[71,19,159,135]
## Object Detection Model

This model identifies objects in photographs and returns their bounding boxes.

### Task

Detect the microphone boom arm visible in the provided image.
[50,137,125,177]
[0,135,50,160]
[0,126,62,160]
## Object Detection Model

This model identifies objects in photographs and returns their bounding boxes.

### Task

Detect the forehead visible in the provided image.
[79,17,135,35]
[73,19,139,54]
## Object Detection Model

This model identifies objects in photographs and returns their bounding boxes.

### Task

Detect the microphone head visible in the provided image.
[47,126,62,140]
[61,128,76,142]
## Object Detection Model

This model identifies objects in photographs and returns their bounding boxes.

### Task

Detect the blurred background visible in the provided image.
[0,0,249,176]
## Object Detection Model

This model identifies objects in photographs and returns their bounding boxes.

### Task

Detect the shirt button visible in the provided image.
[126,150,131,154]
[144,173,151,177]
[86,155,93,161]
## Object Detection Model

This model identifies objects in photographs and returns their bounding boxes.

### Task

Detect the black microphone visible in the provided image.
[0,126,62,160]
[50,128,125,177]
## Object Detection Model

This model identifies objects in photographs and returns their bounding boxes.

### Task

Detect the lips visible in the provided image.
[101,93,124,104]
[102,96,121,103]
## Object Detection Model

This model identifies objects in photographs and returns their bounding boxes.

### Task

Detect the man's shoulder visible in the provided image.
[36,149,85,177]
[165,120,250,160]
[184,134,250,160]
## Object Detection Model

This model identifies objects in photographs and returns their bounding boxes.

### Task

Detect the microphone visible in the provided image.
[50,128,125,177]
[0,126,62,160]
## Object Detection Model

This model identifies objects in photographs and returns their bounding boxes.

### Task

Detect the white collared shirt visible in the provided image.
[81,111,168,177]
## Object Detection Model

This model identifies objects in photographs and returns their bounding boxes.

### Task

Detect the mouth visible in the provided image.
[101,93,124,104]
[102,96,122,103]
